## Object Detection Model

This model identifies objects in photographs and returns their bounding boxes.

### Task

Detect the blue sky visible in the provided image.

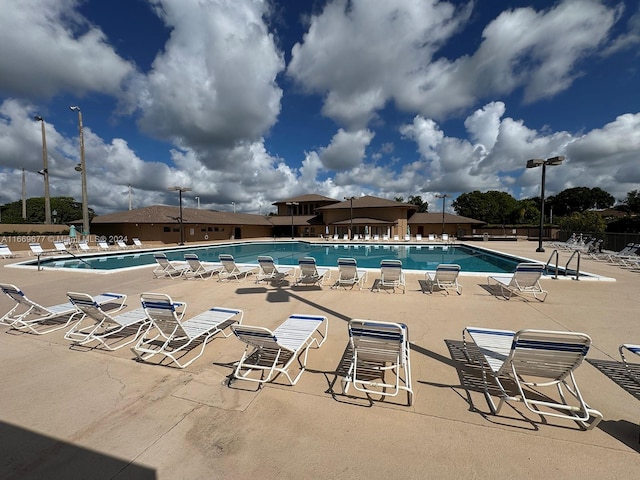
[0,0,639,215]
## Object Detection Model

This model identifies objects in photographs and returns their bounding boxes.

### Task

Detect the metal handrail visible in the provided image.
[566,250,581,281]
[544,249,559,279]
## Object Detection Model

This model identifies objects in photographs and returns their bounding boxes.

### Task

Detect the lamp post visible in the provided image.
[70,106,89,236]
[286,201,299,239]
[435,194,449,236]
[34,116,52,224]
[195,196,200,209]
[344,196,355,240]
[526,156,564,252]
[168,186,192,245]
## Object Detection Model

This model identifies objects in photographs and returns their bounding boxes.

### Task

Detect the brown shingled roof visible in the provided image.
[408,212,484,225]
[92,205,272,226]
[317,195,416,210]
[272,194,339,205]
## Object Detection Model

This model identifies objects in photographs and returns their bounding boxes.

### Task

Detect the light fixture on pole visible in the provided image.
[526,155,564,252]
[344,196,355,240]
[34,116,52,224]
[70,106,89,235]
[195,196,200,209]
[435,194,450,236]
[286,201,299,239]
[232,201,236,213]
[22,168,27,219]
[168,186,192,245]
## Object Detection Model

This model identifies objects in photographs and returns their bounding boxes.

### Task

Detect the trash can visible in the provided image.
[483,233,489,241]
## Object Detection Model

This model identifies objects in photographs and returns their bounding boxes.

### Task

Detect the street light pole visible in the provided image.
[526,156,564,252]
[34,116,52,224]
[70,106,89,236]
[168,186,192,245]
[344,196,355,240]
[195,196,200,209]
[435,194,450,236]
[286,201,299,239]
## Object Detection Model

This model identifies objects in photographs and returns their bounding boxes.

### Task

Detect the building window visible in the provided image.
[163,227,170,232]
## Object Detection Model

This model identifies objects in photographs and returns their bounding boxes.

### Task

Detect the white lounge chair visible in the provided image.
[132,293,243,368]
[343,319,413,405]
[29,243,45,255]
[442,233,449,242]
[132,238,143,248]
[116,240,129,249]
[428,234,436,241]
[373,234,380,241]
[619,344,640,384]
[0,283,125,335]
[231,313,328,385]
[462,327,603,429]
[255,255,294,283]
[183,253,222,280]
[382,234,389,241]
[416,234,422,241]
[78,241,92,252]
[97,240,111,251]
[53,241,68,253]
[295,257,330,286]
[375,260,405,293]
[487,262,547,301]
[152,253,189,278]
[332,258,367,290]
[218,254,256,282]
[393,235,399,241]
[425,264,462,295]
[65,292,147,350]
[0,244,17,258]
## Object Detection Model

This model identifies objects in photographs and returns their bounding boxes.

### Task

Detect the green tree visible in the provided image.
[511,199,540,224]
[558,211,606,234]
[622,190,640,213]
[0,197,95,224]
[452,190,518,224]
[407,195,428,212]
[547,187,614,216]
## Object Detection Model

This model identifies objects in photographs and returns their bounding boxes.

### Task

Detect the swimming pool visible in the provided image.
[17,241,534,274]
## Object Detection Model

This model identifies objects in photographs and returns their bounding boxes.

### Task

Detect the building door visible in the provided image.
[234,227,242,239]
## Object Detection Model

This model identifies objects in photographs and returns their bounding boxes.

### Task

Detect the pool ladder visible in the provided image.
[545,249,581,280]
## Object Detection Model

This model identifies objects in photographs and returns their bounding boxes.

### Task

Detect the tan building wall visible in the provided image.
[91,223,272,245]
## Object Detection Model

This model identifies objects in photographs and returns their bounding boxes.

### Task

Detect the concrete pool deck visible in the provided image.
[0,240,638,479]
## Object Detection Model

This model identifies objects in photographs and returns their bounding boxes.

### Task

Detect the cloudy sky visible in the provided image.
[0,0,639,215]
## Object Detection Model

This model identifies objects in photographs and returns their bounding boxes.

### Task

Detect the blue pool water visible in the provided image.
[24,241,529,273]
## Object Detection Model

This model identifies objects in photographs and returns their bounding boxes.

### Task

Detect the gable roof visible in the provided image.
[408,212,485,225]
[317,195,416,210]
[272,194,339,205]
[92,205,272,226]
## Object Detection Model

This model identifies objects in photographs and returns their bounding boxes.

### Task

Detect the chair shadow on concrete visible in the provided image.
[586,358,640,449]
[0,421,156,480]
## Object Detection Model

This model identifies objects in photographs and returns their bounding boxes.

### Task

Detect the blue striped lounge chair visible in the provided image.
[255,255,295,283]
[65,292,149,350]
[332,258,367,290]
[0,283,126,335]
[132,293,243,368]
[218,254,256,282]
[487,262,547,301]
[375,259,405,293]
[295,257,330,286]
[462,327,603,430]
[231,314,328,385]
[343,319,413,405]
[619,344,640,384]
[425,264,462,295]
